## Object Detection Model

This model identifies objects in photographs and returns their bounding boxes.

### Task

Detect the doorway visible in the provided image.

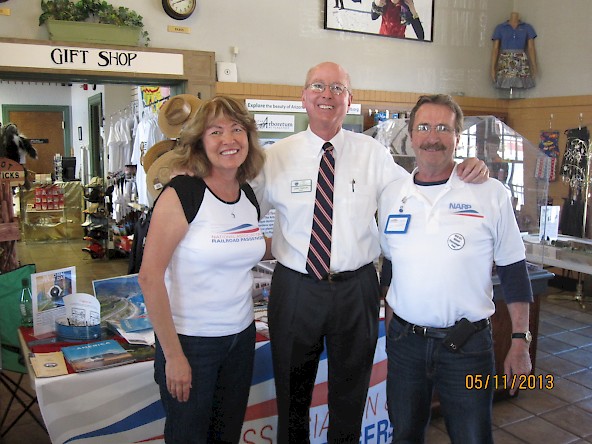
[88,93,103,179]
[1,105,70,177]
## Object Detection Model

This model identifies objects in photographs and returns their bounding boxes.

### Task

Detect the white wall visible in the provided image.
[0,0,589,99]
[0,81,73,106]
[70,83,105,164]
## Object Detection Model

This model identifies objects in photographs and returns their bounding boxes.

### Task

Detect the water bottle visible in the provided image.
[20,278,34,327]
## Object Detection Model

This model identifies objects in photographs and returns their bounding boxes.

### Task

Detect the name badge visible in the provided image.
[291,179,312,193]
[385,214,411,234]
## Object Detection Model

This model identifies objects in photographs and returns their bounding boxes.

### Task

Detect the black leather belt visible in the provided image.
[297,262,374,283]
[392,312,490,339]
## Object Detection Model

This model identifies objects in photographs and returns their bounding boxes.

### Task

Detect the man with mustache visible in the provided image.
[378,94,533,443]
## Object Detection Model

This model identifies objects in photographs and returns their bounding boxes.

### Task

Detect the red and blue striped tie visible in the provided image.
[306,142,335,280]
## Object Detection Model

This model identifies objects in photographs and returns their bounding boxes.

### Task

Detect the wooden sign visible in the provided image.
[0,157,25,186]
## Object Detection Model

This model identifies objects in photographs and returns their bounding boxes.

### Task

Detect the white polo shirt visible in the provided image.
[251,127,408,274]
[378,166,526,328]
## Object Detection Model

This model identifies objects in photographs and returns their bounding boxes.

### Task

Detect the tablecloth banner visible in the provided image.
[35,323,390,444]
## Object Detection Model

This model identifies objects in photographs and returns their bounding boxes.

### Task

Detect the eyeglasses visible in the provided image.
[415,123,455,134]
[305,82,349,96]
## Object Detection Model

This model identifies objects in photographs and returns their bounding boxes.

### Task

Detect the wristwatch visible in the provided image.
[511,331,532,345]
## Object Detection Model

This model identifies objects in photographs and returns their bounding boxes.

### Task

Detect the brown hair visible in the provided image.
[408,94,464,135]
[172,95,265,183]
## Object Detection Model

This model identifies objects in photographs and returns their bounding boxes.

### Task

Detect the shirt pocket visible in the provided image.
[335,172,376,223]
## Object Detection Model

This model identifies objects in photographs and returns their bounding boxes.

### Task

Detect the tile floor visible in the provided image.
[2,241,592,443]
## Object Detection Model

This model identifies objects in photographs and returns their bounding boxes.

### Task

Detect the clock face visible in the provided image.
[162,0,196,20]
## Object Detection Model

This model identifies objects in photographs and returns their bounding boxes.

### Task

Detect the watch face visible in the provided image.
[525,331,533,343]
[513,331,532,344]
[163,0,196,20]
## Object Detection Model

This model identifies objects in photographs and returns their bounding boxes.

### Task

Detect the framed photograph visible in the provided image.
[324,0,434,42]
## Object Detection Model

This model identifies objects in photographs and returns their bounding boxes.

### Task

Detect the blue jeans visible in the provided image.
[154,322,255,444]
[386,318,494,444]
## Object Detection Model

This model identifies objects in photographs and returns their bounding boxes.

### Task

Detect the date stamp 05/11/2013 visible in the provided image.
[465,374,554,391]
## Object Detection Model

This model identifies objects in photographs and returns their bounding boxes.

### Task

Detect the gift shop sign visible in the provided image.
[0,42,184,75]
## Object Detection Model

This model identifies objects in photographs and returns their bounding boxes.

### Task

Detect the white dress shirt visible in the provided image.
[252,127,408,274]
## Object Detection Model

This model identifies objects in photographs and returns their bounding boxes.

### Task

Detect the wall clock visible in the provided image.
[162,0,196,20]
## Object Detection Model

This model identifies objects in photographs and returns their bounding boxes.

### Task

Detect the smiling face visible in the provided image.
[202,115,249,177]
[302,62,352,141]
[410,103,460,181]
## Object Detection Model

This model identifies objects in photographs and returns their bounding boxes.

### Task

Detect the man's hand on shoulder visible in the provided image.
[457,158,489,184]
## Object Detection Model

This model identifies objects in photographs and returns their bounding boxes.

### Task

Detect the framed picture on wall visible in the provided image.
[324,0,434,42]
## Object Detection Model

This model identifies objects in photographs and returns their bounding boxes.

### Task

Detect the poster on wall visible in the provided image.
[324,0,434,42]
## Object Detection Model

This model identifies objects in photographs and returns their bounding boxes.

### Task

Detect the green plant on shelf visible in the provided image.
[39,0,150,45]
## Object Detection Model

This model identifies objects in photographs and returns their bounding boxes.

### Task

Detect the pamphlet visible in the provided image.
[120,316,152,332]
[31,266,77,337]
[106,319,155,346]
[61,339,134,372]
[30,351,68,378]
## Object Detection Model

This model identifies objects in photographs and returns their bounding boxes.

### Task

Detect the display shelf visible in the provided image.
[20,182,84,241]
[522,234,592,275]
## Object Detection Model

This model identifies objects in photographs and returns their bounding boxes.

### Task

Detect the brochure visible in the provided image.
[106,319,155,346]
[120,316,152,332]
[61,339,134,372]
[31,266,77,337]
[30,351,69,378]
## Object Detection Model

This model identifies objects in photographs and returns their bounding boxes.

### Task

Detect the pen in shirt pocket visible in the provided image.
[351,179,355,192]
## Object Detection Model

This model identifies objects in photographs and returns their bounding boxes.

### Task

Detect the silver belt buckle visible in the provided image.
[413,325,427,336]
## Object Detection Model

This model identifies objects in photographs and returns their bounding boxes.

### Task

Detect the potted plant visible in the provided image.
[39,0,150,46]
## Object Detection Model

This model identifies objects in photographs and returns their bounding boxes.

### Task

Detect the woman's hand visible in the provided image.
[166,354,192,402]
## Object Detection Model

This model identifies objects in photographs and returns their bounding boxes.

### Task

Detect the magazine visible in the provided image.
[61,339,134,372]
[92,274,155,345]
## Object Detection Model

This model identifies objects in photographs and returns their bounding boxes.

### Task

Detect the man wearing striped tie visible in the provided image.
[251,62,488,443]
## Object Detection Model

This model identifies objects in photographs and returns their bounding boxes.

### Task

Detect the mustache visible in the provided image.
[419,142,447,151]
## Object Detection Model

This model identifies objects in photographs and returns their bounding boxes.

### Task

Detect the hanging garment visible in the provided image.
[534,157,557,182]
[560,126,590,193]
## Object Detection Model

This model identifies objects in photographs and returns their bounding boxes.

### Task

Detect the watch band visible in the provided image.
[511,331,532,343]
[511,333,527,339]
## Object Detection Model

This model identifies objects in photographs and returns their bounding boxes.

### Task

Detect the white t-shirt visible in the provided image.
[378,166,526,327]
[164,186,266,337]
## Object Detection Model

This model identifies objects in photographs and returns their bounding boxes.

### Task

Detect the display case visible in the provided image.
[20,181,84,241]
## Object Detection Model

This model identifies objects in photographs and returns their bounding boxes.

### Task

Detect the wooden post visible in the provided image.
[0,157,25,273]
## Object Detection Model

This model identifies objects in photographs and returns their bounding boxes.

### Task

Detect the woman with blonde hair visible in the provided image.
[139,95,269,443]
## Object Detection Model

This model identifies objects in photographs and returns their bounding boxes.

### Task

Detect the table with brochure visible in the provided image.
[19,319,391,444]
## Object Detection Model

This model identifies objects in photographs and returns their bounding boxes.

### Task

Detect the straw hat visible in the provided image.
[157,94,202,138]
[142,139,177,173]
[145,150,184,200]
